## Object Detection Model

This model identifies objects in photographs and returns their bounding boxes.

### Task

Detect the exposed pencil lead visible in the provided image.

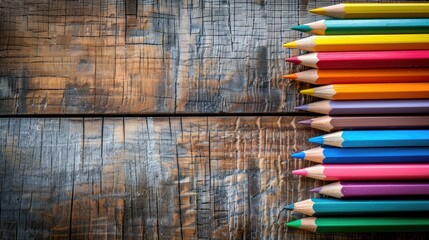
[283,41,297,48]
[291,152,305,159]
[298,119,312,127]
[286,56,301,64]
[283,73,298,79]
[291,25,313,32]
[295,105,309,111]
[284,204,294,210]
[309,136,324,144]
[300,89,315,96]
[309,7,325,15]
[292,169,307,176]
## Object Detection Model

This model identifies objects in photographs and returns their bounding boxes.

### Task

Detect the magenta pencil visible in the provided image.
[293,164,429,181]
[287,50,429,69]
[312,181,429,198]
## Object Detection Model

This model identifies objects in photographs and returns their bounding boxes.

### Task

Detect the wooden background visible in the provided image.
[1,0,429,239]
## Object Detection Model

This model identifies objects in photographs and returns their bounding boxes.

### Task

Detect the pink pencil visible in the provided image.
[287,50,429,69]
[292,164,429,181]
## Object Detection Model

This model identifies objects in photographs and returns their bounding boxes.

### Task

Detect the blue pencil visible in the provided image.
[292,147,429,164]
[309,130,429,148]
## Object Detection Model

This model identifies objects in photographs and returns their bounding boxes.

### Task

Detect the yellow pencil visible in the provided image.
[310,3,429,19]
[283,34,429,52]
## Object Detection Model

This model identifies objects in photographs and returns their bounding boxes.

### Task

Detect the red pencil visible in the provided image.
[287,50,429,69]
[292,164,429,181]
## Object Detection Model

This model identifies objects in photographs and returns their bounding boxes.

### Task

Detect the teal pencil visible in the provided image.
[309,130,429,148]
[285,198,429,216]
[292,19,429,35]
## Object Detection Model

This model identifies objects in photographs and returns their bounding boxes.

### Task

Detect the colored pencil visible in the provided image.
[291,147,429,164]
[295,100,429,115]
[286,217,429,233]
[312,181,429,199]
[298,116,429,132]
[285,198,429,216]
[300,83,429,100]
[309,130,429,148]
[309,3,429,19]
[283,34,429,52]
[284,68,429,85]
[287,50,429,69]
[292,164,429,181]
[292,19,429,35]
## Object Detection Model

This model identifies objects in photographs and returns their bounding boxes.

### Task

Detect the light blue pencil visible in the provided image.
[309,130,429,148]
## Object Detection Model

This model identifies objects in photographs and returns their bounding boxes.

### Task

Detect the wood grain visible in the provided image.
[0,0,321,114]
[0,117,428,239]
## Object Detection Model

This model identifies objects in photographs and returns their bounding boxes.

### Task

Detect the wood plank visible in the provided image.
[0,0,329,114]
[1,117,428,239]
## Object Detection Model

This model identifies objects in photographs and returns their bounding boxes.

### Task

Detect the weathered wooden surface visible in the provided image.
[2,0,429,239]
[0,117,427,239]
[0,0,323,114]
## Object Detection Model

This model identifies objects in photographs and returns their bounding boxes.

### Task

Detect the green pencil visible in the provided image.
[287,217,429,233]
[292,19,429,35]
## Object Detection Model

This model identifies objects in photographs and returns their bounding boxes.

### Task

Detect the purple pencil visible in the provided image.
[296,99,429,115]
[312,181,429,199]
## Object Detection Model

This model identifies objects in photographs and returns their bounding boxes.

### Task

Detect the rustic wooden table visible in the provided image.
[0,0,428,239]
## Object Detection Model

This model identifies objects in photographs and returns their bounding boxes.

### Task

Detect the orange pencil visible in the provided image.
[300,83,429,100]
[284,68,429,85]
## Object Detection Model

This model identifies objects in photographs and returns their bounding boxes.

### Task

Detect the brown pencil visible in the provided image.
[299,116,429,132]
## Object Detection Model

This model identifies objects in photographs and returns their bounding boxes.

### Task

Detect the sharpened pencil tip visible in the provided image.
[295,105,308,111]
[310,187,322,193]
[291,24,312,32]
[286,56,301,64]
[309,7,325,15]
[292,169,307,176]
[298,119,312,127]
[291,152,305,159]
[283,41,297,49]
[284,204,294,210]
[300,89,315,96]
[286,219,302,228]
[283,73,297,79]
[309,136,324,144]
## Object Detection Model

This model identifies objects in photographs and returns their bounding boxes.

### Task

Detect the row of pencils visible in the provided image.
[283,3,429,233]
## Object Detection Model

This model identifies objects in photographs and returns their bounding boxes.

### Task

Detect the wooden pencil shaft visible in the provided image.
[309,116,429,132]
[310,3,429,19]
[292,198,429,216]
[300,100,429,115]
[303,83,429,100]
[318,181,429,199]
[284,34,429,52]
[288,68,429,85]
[289,50,429,69]
[287,217,429,233]
[298,147,429,164]
[298,19,429,35]
[297,164,429,181]
[312,130,429,148]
